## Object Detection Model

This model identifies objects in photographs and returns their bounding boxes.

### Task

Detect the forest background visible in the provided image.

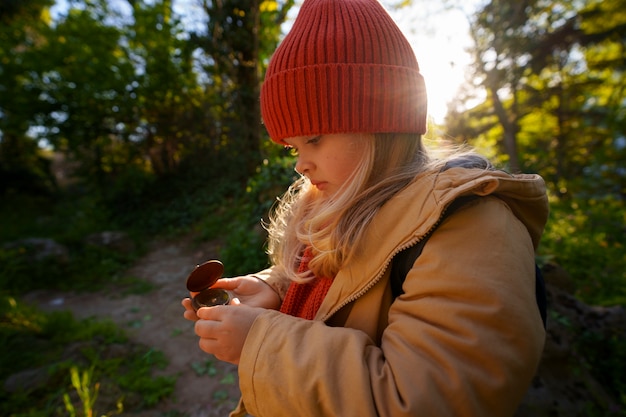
[0,0,624,416]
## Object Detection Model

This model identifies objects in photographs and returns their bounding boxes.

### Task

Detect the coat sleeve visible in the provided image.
[237,197,545,417]
[249,266,291,301]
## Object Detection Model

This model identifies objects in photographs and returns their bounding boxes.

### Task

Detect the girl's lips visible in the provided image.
[312,181,327,190]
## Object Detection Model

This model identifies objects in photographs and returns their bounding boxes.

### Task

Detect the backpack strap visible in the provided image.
[390,196,547,329]
[390,196,478,299]
[535,264,548,328]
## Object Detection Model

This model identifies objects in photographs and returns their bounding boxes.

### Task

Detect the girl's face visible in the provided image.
[284,133,368,197]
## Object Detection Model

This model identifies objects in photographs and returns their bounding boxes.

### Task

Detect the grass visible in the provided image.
[0,190,175,416]
[0,296,175,416]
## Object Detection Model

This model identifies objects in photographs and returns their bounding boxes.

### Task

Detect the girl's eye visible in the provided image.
[307,135,321,145]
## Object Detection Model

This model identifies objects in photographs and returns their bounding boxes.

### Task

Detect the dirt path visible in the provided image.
[25,235,241,417]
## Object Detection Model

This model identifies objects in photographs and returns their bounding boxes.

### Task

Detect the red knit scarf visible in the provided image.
[279,247,333,320]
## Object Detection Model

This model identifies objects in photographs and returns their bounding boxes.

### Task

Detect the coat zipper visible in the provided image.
[320,202,457,322]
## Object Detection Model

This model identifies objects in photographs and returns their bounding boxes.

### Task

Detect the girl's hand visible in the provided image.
[210,275,281,309]
[182,296,200,321]
[181,275,280,322]
[194,300,264,364]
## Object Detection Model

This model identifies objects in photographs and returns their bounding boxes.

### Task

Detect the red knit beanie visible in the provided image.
[260,0,428,145]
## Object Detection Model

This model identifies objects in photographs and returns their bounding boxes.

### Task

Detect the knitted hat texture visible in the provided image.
[260,0,428,144]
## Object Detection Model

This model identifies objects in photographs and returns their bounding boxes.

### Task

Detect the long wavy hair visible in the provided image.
[265,132,491,282]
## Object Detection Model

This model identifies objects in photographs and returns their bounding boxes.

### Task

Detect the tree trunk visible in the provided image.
[489,84,521,173]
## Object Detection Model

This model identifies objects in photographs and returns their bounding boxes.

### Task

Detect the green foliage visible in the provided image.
[63,365,123,417]
[0,238,136,296]
[0,147,58,196]
[540,197,626,306]
[0,297,174,416]
[190,358,237,404]
[191,359,219,377]
[0,192,107,243]
[211,154,298,276]
[112,348,174,408]
[101,163,242,236]
[1,0,294,199]
[246,154,299,217]
[0,0,57,196]
[215,211,270,277]
[448,0,626,200]
[0,191,143,302]
[0,296,125,382]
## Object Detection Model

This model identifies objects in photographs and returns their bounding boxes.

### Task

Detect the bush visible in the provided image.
[209,155,298,276]
[0,241,136,296]
[540,196,626,306]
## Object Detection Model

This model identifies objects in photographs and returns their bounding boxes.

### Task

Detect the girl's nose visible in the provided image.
[295,155,313,175]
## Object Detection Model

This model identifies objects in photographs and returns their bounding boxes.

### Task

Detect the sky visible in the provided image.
[50,0,477,123]
[386,3,477,123]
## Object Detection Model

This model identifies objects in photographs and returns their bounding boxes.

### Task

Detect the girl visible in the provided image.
[182,0,549,415]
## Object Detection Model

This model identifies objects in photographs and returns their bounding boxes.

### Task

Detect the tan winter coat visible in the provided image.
[231,167,549,417]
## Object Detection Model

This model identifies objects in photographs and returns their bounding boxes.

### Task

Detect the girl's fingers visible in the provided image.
[181,298,199,321]
[209,277,240,290]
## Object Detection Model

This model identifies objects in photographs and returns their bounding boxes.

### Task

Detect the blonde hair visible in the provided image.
[266,133,490,282]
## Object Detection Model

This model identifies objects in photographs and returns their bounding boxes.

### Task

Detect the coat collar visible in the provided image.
[316,167,548,320]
